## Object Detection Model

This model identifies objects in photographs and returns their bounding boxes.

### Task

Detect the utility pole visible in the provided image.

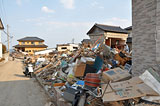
[7,25,9,53]
[72,38,75,44]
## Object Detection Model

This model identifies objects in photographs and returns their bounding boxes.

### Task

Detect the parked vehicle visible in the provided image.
[23,64,33,78]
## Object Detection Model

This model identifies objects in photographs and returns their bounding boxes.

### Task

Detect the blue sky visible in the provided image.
[0,0,131,48]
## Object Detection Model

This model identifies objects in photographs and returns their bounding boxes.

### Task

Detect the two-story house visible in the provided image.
[14,37,48,54]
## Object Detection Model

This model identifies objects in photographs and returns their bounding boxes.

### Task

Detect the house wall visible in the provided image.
[89,35,105,44]
[156,0,160,62]
[25,47,46,54]
[0,43,2,58]
[88,27,105,44]
[132,0,160,75]
[19,41,44,45]
[57,44,79,52]
[127,29,132,37]
[0,31,2,58]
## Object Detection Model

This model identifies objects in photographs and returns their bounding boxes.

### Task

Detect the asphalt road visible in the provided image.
[0,59,50,106]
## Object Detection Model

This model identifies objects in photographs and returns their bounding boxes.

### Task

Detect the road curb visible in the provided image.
[34,75,56,106]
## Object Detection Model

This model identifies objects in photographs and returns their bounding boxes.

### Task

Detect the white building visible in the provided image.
[0,18,4,58]
[57,43,79,52]
[35,48,56,55]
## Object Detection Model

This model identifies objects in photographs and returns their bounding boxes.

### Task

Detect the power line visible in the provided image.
[0,0,7,27]
[3,30,13,38]
[2,0,8,24]
[0,1,5,25]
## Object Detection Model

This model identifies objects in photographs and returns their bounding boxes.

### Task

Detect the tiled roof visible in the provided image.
[87,23,128,34]
[81,39,92,43]
[17,37,44,41]
[125,26,132,30]
[13,44,48,48]
[0,18,4,29]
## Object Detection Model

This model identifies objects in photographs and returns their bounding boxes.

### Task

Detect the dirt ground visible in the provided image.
[0,59,51,106]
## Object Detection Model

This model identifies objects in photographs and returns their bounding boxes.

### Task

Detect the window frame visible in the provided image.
[31,42,35,45]
[21,42,25,45]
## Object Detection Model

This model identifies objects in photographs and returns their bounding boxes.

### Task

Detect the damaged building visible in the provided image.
[87,23,129,50]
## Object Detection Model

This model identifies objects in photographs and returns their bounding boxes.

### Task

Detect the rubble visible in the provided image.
[21,43,160,106]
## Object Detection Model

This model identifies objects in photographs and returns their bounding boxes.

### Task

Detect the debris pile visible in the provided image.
[23,44,160,106]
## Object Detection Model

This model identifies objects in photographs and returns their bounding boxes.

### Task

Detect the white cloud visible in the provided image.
[41,6,55,13]
[19,17,131,47]
[60,0,74,9]
[16,0,22,6]
[102,17,131,28]
[99,6,104,9]
[91,1,104,9]
[91,1,98,7]
[22,17,131,29]
[20,17,46,23]
[49,22,91,29]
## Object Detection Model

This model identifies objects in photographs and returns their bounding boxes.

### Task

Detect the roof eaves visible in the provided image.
[0,18,4,30]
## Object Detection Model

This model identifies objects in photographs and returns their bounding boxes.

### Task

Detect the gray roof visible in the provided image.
[87,23,128,34]
[81,39,92,43]
[0,18,4,29]
[125,26,132,30]
[17,37,44,41]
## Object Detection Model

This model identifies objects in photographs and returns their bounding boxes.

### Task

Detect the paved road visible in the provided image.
[0,59,50,106]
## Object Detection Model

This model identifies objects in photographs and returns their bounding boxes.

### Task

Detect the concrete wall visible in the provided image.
[132,0,160,75]
[89,35,105,44]
[88,27,105,44]
[25,47,46,54]
[57,44,79,52]
[156,0,160,62]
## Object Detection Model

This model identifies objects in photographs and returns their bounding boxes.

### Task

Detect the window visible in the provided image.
[39,42,42,44]
[61,47,67,50]
[22,42,25,45]
[31,42,35,45]
[73,47,78,49]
